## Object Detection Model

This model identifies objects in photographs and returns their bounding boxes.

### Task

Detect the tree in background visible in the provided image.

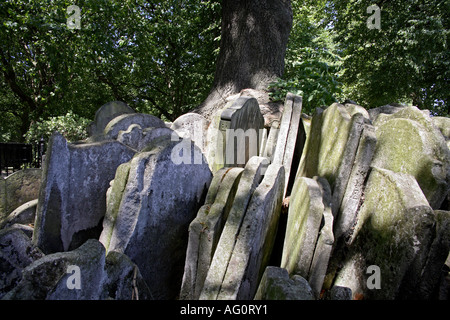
[269,0,343,115]
[195,0,293,120]
[331,0,449,115]
[0,0,221,142]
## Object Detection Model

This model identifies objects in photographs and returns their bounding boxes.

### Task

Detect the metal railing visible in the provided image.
[0,138,46,176]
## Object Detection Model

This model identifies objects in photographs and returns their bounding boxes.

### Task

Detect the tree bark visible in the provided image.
[194,0,293,120]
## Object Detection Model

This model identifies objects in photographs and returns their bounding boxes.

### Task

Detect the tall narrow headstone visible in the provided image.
[99,139,212,299]
[220,97,265,168]
[33,132,136,254]
[200,156,267,300]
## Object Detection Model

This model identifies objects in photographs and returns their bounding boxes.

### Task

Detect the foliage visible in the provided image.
[330,0,449,115]
[0,0,221,142]
[24,111,91,146]
[269,0,343,115]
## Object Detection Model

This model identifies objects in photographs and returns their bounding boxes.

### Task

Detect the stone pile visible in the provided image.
[0,95,449,300]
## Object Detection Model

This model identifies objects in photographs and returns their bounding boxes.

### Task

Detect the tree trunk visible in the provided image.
[194,0,293,120]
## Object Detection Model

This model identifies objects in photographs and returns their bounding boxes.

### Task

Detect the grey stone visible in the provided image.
[171,113,209,153]
[295,103,367,200]
[102,251,153,300]
[99,139,212,299]
[221,96,265,167]
[0,228,44,299]
[3,239,105,300]
[368,104,405,122]
[104,113,166,140]
[5,224,34,238]
[0,168,42,224]
[88,101,135,136]
[218,163,285,300]
[329,286,352,300]
[372,106,450,209]
[0,199,38,230]
[33,132,136,254]
[261,121,280,163]
[200,156,268,300]
[403,209,450,299]
[281,176,325,278]
[308,177,334,298]
[205,106,229,173]
[333,167,436,299]
[180,167,243,300]
[116,124,175,152]
[432,116,450,141]
[254,266,314,300]
[333,123,377,240]
[272,93,304,198]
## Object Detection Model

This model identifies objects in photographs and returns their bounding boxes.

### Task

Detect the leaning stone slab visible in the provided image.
[221,96,265,167]
[104,113,166,140]
[272,93,303,197]
[296,103,366,201]
[180,167,244,300]
[0,228,44,299]
[372,106,450,209]
[117,124,175,152]
[281,176,325,278]
[171,113,209,153]
[333,123,377,240]
[200,156,268,300]
[101,250,152,300]
[3,239,105,300]
[0,199,38,230]
[218,163,285,300]
[333,167,436,299]
[404,209,450,299]
[33,132,136,254]
[0,168,42,224]
[432,116,450,149]
[99,139,212,300]
[88,101,135,136]
[254,266,314,300]
[307,177,334,298]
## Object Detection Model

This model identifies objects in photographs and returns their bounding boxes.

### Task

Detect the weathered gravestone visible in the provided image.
[200,156,268,300]
[271,93,304,197]
[371,106,450,209]
[0,199,38,230]
[295,103,369,216]
[432,116,450,150]
[180,167,244,300]
[2,239,151,300]
[171,113,209,153]
[254,266,314,300]
[0,228,44,299]
[4,239,106,300]
[33,132,136,254]
[0,169,42,224]
[410,209,450,299]
[99,139,212,300]
[281,176,333,293]
[117,124,175,152]
[87,101,135,137]
[220,97,265,168]
[104,113,166,140]
[332,167,436,299]
[217,163,285,300]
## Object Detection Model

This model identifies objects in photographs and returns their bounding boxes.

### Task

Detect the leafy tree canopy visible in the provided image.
[0,0,221,141]
[1,0,447,143]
